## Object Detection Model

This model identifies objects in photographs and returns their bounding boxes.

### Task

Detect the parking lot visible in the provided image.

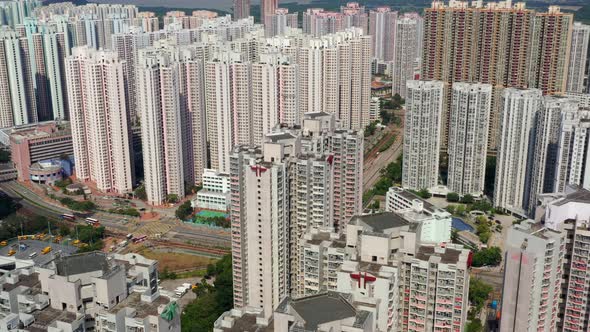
[159,276,214,309]
[0,239,78,266]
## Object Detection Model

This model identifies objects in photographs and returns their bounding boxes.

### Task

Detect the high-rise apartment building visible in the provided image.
[447,83,492,196]
[297,228,347,297]
[340,2,368,34]
[302,4,367,37]
[233,0,250,21]
[204,50,299,174]
[398,245,470,332]
[302,9,344,37]
[329,128,364,230]
[554,108,590,192]
[501,221,566,331]
[402,80,444,191]
[566,22,590,93]
[261,0,278,29]
[205,52,239,175]
[529,6,573,95]
[502,188,590,331]
[133,11,159,32]
[282,28,371,130]
[229,143,291,321]
[369,7,397,62]
[163,10,218,29]
[137,41,209,205]
[422,1,573,150]
[392,14,421,98]
[65,46,133,194]
[494,88,542,216]
[0,28,37,127]
[23,19,70,121]
[229,113,363,319]
[0,0,39,27]
[528,96,579,212]
[267,8,298,37]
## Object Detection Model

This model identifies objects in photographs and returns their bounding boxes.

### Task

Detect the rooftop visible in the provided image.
[552,186,590,206]
[350,212,409,232]
[416,245,464,265]
[358,261,384,274]
[390,187,438,212]
[265,132,297,143]
[32,307,80,327]
[55,252,109,277]
[306,232,346,248]
[1,272,40,292]
[304,111,331,119]
[279,292,357,330]
[108,292,170,318]
[218,312,272,332]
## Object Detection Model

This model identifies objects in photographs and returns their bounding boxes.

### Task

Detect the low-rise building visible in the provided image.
[29,160,63,185]
[0,251,179,332]
[385,187,452,243]
[6,121,73,182]
[193,169,231,212]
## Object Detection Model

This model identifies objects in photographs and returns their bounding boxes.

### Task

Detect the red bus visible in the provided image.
[61,214,75,221]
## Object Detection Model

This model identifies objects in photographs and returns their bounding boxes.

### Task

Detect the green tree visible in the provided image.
[446,205,456,215]
[415,188,432,199]
[59,225,70,237]
[364,121,377,137]
[175,201,194,220]
[379,110,392,125]
[0,195,17,218]
[470,199,493,212]
[455,204,466,216]
[446,192,460,202]
[371,200,380,210]
[0,149,11,163]
[134,185,147,201]
[166,194,179,204]
[460,194,475,204]
[465,319,484,332]
[469,278,493,313]
[54,178,73,188]
[476,220,491,243]
[392,93,403,109]
[77,225,105,244]
[181,255,233,332]
[472,246,502,267]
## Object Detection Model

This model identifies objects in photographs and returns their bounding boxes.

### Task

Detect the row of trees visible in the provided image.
[467,278,494,332]
[57,196,96,211]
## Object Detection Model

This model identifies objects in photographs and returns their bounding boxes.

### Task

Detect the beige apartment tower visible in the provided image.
[65,46,134,194]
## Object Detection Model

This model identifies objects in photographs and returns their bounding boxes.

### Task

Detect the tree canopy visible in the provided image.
[175,201,194,220]
[472,246,502,267]
[181,255,233,332]
[469,278,493,313]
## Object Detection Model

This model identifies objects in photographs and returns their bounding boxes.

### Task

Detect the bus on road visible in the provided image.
[61,214,75,221]
[85,218,99,226]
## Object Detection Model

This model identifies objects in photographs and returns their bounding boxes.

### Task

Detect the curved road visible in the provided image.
[0,181,231,248]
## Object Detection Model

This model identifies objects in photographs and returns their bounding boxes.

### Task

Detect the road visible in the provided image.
[363,109,405,191]
[0,181,231,250]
